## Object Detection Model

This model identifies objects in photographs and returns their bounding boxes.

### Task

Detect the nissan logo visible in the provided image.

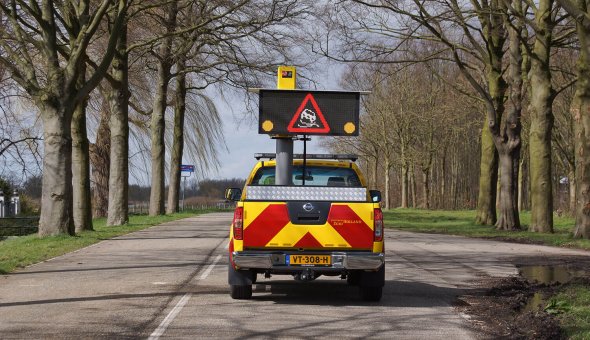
[303,203,314,212]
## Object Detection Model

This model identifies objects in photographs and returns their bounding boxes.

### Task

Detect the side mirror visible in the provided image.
[369,190,382,203]
[225,188,242,201]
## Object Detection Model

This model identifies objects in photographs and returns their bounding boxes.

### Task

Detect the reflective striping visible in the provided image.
[243,204,291,247]
[294,232,323,248]
[243,202,272,230]
[241,201,374,250]
[328,205,374,248]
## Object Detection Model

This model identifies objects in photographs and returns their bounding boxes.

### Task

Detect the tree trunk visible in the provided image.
[410,163,417,208]
[518,157,525,212]
[401,161,408,208]
[572,19,590,238]
[440,153,446,209]
[149,2,177,216]
[71,96,93,232]
[384,158,391,210]
[149,62,171,216]
[475,3,506,224]
[421,167,430,209]
[528,0,555,233]
[39,104,75,236]
[495,6,523,231]
[496,150,521,229]
[90,104,110,218]
[452,152,459,209]
[166,58,187,214]
[569,169,576,214]
[476,120,499,225]
[372,156,378,189]
[107,20,129,226]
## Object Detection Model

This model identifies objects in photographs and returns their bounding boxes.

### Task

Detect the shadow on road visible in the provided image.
[249,279,479,308]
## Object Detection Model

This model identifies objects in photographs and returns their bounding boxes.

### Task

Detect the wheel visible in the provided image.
[360,286,382,302]
[230,284,252,299]
[347,271,361,286]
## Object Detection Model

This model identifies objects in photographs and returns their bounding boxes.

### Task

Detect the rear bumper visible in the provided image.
[232,251,384,271]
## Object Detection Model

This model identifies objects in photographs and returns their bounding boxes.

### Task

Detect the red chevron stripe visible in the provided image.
[244,204,290,247]
[294,232,323,248]
[328,205,373,249]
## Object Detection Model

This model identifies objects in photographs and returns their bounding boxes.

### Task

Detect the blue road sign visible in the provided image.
[180,165,195,172]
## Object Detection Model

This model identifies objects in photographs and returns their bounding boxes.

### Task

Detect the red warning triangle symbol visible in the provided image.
[287,93,330,133]
[294,232,323,248]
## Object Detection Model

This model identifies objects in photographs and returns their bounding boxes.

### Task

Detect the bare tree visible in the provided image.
[555,0,590,238]
[320,0,509,224]
[132,0,312,215]
[0,0,127,235]
[524,0,559,233]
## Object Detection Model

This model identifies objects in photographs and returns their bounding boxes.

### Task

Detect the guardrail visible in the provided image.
[0,217,39,237]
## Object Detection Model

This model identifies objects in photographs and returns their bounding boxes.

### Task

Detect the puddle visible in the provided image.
[518,265,580,285]
[518,265,589,312]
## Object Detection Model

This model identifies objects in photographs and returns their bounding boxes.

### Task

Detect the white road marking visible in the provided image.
[224,238,230,249]
[147,293,191,340]
[200,255,222,280]
[148,254,222,339]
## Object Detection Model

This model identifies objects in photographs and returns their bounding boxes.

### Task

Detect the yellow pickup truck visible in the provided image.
[225,154,384,301]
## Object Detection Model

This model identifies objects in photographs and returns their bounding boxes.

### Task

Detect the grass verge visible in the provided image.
[383,209,590,250]
[553,284,590,339]
[384,208,590,338]
[0,209,228,274]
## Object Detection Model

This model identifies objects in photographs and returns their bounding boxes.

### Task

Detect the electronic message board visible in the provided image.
[258,89,360,136]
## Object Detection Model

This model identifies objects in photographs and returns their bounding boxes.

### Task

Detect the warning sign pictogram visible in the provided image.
[258,89,360,136]
[287,93,330,133]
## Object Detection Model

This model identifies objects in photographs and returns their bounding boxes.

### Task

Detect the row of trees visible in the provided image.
[320,0,590,238]
[3,0,590,240]
[0,0,312,236]
[327,62,482,211]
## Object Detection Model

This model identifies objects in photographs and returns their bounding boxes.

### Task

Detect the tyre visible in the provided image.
[360,286,382,302]
[230,284,252,299]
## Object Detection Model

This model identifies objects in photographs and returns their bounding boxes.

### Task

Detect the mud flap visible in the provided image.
[228,263,254,285]
[359,264,385,287]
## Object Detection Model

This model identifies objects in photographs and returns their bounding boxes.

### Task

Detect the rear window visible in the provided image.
[251,166,362,187]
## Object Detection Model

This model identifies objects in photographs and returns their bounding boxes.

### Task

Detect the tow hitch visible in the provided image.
[294,268,315,281]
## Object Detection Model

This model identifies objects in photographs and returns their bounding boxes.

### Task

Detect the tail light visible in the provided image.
[232,207,244,240]
[374,208,383,242]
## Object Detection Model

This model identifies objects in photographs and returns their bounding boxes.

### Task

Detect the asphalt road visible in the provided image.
[1,212,589,339]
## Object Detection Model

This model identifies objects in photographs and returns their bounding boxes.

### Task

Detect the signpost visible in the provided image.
[180,164,194,211]
[250,66,367,187]
[180,164,195,173]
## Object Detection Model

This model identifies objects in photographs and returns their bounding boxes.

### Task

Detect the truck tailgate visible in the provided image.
[242,202,374,250]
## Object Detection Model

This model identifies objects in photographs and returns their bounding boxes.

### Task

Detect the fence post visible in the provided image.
[11,190,20,216]
[0,191,4,218]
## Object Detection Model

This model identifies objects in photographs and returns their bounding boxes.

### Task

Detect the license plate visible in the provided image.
[288,255,331,266]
